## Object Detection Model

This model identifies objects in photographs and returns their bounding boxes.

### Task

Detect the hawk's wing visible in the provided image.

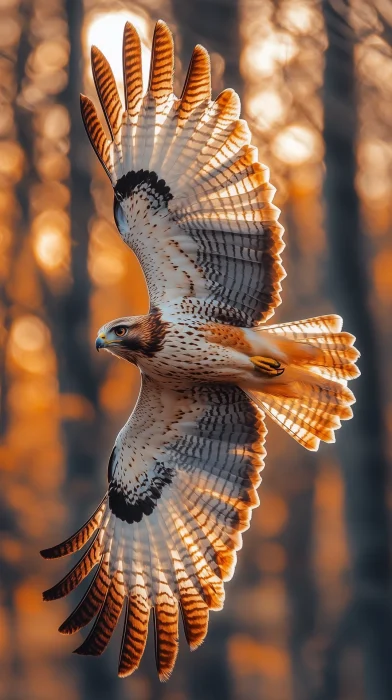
[41,378,266,679]
[81,20,285,326]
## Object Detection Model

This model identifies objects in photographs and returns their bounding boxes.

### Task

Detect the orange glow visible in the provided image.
[8,378,58,416]
[11,316,49,353]
[89,218,127,285]
[99,365,140,414]
[89,250,126,285]
[356,34,392,87]
[373,250,392,302]
[258,542,287,573]
[32,210,70,272]
[229,635,290,677]
[33,228,69,271]
[257,492,288,536]
[314,462,348,580]
[0,105,14,137]
[0,140,24,183]
[9,316,54,374]
[39,105,70,141]
[36,152,70,181]
[0,224,12,252]
[0,15,20,49]
[31,39,69,74]
[357,138,392,201]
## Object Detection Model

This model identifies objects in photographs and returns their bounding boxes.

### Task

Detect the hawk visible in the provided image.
[42,21,359,680]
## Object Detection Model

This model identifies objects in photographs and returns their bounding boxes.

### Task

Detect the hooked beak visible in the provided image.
[95,334,106,351]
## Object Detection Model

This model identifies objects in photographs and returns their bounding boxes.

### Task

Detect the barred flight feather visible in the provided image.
[42,381,266,679]
[80,19,285,325]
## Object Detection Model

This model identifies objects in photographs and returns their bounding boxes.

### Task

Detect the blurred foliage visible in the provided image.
[0,1,391,699]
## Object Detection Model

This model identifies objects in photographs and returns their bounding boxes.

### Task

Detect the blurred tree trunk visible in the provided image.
[40,1,119,697]
[285,459,318,700]
[170,1,242,698]
[0,6,34,695]
[321,1,392,698]
[172,0,242,95]
[282,199,319,700]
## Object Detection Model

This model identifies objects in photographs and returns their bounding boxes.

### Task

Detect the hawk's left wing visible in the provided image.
[41,379,266,680]
[80,20,285,327]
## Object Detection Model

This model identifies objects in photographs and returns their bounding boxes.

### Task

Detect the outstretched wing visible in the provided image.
[41,378,266,680]
[81,20,285,327]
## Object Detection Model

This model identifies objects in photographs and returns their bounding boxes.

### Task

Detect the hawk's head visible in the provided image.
[95,310,167,363]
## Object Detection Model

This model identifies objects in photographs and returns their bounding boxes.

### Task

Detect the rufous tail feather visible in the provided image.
[246,314,359,450]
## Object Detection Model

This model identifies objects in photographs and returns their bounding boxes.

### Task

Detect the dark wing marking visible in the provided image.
[41,377,266,679]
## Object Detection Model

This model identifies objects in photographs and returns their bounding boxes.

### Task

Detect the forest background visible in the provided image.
[0,1,391,699]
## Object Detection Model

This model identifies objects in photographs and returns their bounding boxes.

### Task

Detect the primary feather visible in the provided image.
[80,19,285,325]
[42,382,266,680]
[43,20,359,681]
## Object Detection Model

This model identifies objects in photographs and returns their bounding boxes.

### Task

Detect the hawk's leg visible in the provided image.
[250,356,285,377]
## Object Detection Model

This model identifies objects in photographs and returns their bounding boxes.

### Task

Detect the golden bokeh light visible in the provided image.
[32,210,70,272]
[10,315,49,353]
[85,10,151,88]
[36,151,70,181]
[242,31,297,80]
[247,90,287,131]
[0,14,20,48]
[38,104,70,141]
[8,377,58,416]
[89,217,127,286]
[356,34,392,88]
[272,123,321,165]
[31,38,69,74]
[9,316,54,375]
[357,138,392,201]
[279,0,321,34]
[0,140,24,183]
[89,250,126,286]
[33,227,69,272]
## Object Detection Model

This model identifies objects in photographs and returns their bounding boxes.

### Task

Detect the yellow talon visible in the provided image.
[251,356,285,377]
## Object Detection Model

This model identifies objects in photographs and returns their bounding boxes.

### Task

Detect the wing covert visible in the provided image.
[41,377,266,679]
[83,20,285,326]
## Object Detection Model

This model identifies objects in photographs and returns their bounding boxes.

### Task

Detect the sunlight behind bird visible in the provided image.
[85,10,151,91]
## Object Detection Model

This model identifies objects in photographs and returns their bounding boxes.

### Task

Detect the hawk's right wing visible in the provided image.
[41,378,266,680]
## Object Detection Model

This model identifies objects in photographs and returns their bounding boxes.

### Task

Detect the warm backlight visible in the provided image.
[85,10,151,89]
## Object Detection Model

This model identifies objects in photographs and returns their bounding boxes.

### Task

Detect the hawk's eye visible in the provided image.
[114,326,127,337]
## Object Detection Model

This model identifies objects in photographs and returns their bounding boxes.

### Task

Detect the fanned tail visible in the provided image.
[247,314,359,451]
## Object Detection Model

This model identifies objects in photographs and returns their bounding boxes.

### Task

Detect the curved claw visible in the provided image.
[250,356,285,377]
